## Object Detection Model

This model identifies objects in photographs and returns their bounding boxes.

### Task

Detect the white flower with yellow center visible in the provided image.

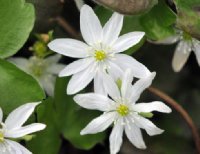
[0,102,46,154]
[9,54,65,96]
[74,70,171,154]
[153,31,200,72]
[48,4,150,95]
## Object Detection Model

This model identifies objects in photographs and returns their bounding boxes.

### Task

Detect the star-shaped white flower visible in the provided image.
[48,4,150,95]
[152,30,200,72]
[0,102,46,154]
[9,54,65,96]
[74,69,171,154]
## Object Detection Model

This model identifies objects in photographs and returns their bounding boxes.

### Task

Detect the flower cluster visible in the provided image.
[0,102,46,153]
[47,4,172,154]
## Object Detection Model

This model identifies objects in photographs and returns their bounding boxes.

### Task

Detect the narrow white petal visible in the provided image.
[6,139,32,154]
[5,123,46,138]
[121,69,134,99]
[8,57,29,72]
[109,120,124,154]
[172,41,191,72]
[48,39,89,58]
[152,35,180,45]
[94,70,106,95]
[134,115,164,136]
[74,93,114,111]
[125,122,146,149]
[114,54,151,79]
[40,75,55,96]
[113,32,145,53]
[0,107,3,123]
[130,72,156,103]
[107,61,124,81]
[102,73,121,101]
[59,58,93,77]
[193,39,200,66]
[74,0,84,11]
[133,101,172,113]
[5,103,40,130]
[45,54,61,63]
[80,112,116,135]
[102,13,123,45]
[47,64,66,75]
[80,5,102,45]
[67,65,96,95]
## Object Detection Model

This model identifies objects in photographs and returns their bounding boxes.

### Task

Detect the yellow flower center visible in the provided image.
[0,132,4,142]
[94,50,106,61]
[117,104,129,116]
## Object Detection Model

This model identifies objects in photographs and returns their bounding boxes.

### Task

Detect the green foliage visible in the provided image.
[173,0,200,39]
[0,59,45,114]
[54,77,106,150]
[0,0,35,58]
[140,0,177,40]
[27,98,61,154]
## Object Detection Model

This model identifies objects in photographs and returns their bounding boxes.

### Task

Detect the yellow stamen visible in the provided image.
[94,50,106,61]
[117,104,129,116]
[0,132,4,142]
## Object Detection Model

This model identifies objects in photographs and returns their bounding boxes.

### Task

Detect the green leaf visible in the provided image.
[140,0,177,40]
[54,77,106,150]
[174,0,200,39]
[27,98,61,154]
[0,0,35,58]
[0,59,45,114]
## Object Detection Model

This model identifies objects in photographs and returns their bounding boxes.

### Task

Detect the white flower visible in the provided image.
[74,69,171,154]
[48,4,150,95]
[9,54,65,96]
[0,102,46,154]
[152,31,200,72]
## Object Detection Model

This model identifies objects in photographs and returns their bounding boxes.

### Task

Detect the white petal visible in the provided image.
[81,112,116,135]
[80,5,102,45]
[134,115,164,136]
[59,58,93,77]
[130,72,156,103]
[94,70,106,95]
[5,123,46,138]
[74,0,84,10]
[67,64,96,95]
[8,57,29,72]
[47,64,66,75]
[0,107,3,123]
[74,93,114,111]
[151,35,180,45]
[6,139,32,154]
[102,73,121,101]
[107,61,124,81]
[45,54,61,63]
[48,39,89,58]
[113,54,151,79]
[5,103,40,130]
[121,69,134,99]
[172,41,192,72]
[113,32,145,53]
[102,12,123,46]
[133,101,172,113]
[125,122,146,149]
[193,39,200,66]
[40,75,55,96]
[109,120,124,154]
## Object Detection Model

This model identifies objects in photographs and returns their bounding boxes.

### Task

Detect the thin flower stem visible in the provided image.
[148,87,200,154]
[50,16,81,39]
